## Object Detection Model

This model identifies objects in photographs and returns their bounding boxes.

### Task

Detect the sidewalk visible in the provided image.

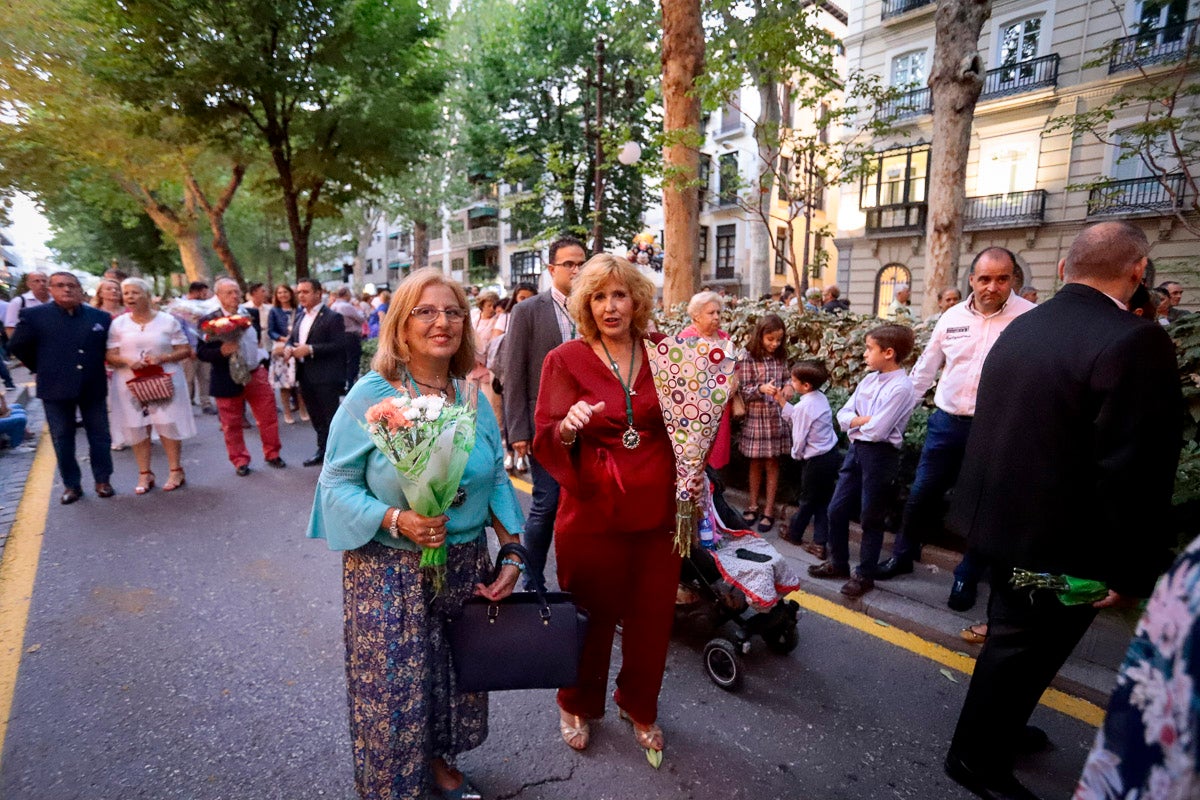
[0,363,41,564]
[732,489,1136,708]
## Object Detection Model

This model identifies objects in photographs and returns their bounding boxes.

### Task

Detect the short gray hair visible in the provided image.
[687,290,724,319]
[120,276,153,296]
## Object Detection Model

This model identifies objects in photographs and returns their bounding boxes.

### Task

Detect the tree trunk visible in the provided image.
[660,0,704,308]
[175,231,210,285]
[185,163,247,286]
[924,0,990,316]
[413,221,430,270]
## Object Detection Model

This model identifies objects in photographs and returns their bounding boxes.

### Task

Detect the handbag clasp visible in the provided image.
[488,604,500,624]
[539,605,551,625]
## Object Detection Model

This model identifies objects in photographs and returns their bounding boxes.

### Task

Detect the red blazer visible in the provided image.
[533,336,676,538]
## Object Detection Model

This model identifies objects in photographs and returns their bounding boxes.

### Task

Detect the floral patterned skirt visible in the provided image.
[342,538,492,800]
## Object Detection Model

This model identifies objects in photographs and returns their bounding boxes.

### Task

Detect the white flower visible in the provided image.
[1139,560,1200,659]
[411,395,430,411]
[402,407,422,421]
[390,396,408,409]
[424,396,445,420]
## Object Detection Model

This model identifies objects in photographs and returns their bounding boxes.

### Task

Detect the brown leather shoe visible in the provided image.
[807,561,850,579]
[60,487,83,505]
[94,483,115,498]
[840,574,875,598]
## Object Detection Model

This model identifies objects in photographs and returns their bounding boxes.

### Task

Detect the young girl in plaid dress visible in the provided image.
[734,314,791,532]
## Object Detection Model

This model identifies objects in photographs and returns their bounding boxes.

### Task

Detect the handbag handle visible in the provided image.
[491,542,551,607]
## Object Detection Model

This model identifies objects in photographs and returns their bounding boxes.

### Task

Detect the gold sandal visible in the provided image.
[618,708,664,752]
[558,710,590,751]
[960,623,988,644]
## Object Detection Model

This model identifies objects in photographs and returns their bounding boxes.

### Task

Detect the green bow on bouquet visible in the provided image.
[1010,568,1108,606]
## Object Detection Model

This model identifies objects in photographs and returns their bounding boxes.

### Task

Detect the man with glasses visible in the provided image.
[501,235,587,591]
[286,278,345,467]
[8,272,115,503]
[5,270,51,337]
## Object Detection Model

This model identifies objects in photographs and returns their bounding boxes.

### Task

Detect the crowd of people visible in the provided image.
[1,220,1194,799]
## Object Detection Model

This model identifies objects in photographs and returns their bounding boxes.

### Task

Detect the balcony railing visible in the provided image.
[865,203,927,233]
[1110,19,1198,72]
[448,227,499,249]
[879,86,931,120]
[1087,173,1186,216]
[964,190,1047,229]
[881,0,933,20]
[980,54,1060,100]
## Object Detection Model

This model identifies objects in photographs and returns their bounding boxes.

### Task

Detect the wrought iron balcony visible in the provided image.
[964,190,1047,229]
[1110,19,1199,73]
[1087,174,1186,216]
[881,0,933,20]
[879,86,931,120]
[865,203,927,233]
[980,54,1060,100]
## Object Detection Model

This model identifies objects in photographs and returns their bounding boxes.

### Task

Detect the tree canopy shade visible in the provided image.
[90,0,450,279]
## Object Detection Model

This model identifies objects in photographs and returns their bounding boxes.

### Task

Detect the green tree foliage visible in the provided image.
[453,0,661,250]
[88,0,451,278]
[46,193,181,279]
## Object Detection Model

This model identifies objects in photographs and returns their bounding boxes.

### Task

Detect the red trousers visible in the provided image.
[215,366,282,467]
[556,528,682,725]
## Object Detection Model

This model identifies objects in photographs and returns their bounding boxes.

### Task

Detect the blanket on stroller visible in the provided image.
[704,490,801,610]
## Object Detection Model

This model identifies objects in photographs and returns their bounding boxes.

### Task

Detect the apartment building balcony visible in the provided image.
[449,227,500,250]
[964,189,1047,229]
[879,87,931,121]
[865,203,926,233]
[979,54,1060,101]
[1087,173,1186,216]
[881,0,933,21]
[1110,19,1198,72]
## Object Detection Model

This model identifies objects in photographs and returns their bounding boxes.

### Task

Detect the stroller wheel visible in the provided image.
[764,623,799,655]
[702,638,743,692]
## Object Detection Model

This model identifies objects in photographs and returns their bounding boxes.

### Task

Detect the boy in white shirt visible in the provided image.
[771,360,841,558]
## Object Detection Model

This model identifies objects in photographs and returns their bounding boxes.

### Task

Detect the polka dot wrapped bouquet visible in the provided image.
[645,335,738,556]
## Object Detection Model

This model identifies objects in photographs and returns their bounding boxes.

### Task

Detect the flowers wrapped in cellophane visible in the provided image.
[199,314,252,342]
[646,336,738,556]
[361,384,478,591]
[1011,568,1109,606]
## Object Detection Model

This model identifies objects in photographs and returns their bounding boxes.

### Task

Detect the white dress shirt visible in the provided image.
[908,292,1036,417]
[836,368,916,448]
[4,291,44,330]
[781,390,838,460]
[298,303,322,346]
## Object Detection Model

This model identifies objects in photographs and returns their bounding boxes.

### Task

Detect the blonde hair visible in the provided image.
[371,268,476,381]
[567,254,655,341]
[92,278,122,307]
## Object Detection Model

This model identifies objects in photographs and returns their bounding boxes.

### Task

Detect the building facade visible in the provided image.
[834,0,1199,316]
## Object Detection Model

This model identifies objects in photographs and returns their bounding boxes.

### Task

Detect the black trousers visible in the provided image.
[299,380,342,455]
[344,334,363,392]
[949,569,1098,777]
[43,395,112,489]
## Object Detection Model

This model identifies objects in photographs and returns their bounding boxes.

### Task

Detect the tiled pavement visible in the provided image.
[0,364,41,561]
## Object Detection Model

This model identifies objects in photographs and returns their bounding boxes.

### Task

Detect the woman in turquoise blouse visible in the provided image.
[308,268,525,800]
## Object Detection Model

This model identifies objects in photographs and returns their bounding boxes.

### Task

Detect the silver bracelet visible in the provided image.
[387,508,401,538]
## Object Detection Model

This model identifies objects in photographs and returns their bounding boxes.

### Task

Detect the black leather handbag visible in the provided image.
[446,543,589,692]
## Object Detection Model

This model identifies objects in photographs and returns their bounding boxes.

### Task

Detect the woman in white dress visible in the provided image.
[106,278,197,494]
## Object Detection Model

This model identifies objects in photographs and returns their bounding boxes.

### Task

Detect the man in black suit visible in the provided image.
[287,278,344,467]
[500,235,587,590]
[8,271,115,504]
[943,221,1183,800]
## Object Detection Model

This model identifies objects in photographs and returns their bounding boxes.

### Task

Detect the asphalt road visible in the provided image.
[0,410,1097,799]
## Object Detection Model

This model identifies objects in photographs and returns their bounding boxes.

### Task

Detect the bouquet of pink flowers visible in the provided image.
[362,387,478,590]
[200,314,252,342]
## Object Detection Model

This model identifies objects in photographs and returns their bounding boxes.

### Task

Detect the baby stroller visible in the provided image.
[676,469,801,692]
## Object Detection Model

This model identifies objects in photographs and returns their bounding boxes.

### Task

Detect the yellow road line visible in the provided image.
[786,588,1106,727]
[510,475,533,495]
[0,428,55,766]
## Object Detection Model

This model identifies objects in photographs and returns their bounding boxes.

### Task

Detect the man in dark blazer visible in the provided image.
[500,235,587,591]
[8,271,115,504]
[197,277,285,476]
[943,221,1183,800]
[287,278,345,466]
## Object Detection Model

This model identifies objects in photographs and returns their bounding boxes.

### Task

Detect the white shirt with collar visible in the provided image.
[909,292,1036,417]
[549,286,577,343]
[297,302,323,361]
[4,291,44,330]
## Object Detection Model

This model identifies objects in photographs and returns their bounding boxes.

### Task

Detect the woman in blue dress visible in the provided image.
[308,268,525,800]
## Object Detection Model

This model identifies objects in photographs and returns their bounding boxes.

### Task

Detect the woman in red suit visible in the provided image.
[533,253,678,759]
